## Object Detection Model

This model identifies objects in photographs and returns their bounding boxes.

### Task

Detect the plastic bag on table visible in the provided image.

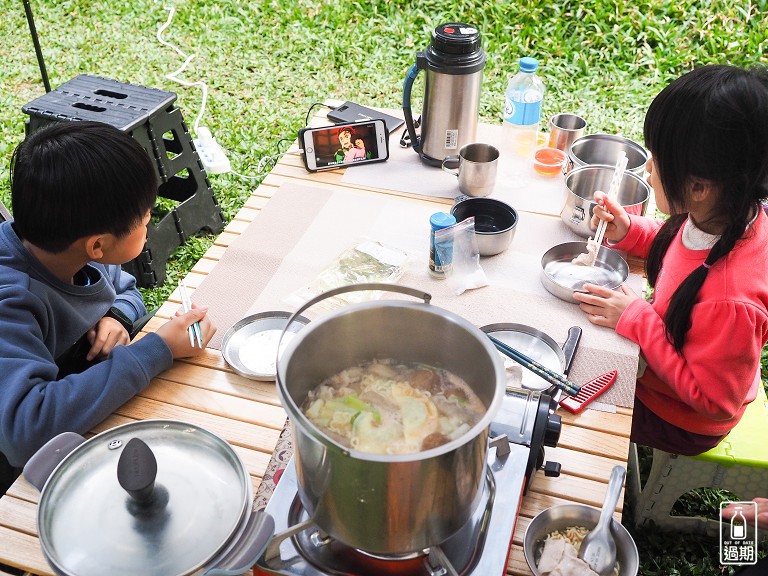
[433,217,488,295]
[284,240,410,311]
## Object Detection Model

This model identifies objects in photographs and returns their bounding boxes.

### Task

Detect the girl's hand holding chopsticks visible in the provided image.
[591,190,631,244]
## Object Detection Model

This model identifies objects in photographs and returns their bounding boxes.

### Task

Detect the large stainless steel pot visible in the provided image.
[561,165,651,237]
[276,284,506,554]
[23,420,273,576]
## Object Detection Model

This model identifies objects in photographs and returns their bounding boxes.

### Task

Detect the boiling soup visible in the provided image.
[301,358,486,454]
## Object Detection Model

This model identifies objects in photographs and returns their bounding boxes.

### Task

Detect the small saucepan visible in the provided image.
[24,420,274,576]
[561,165,651,238]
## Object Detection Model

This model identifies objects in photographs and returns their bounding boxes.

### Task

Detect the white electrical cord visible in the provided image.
[229,151,303,181]
[156,6,208,135]
[154,8,304,181]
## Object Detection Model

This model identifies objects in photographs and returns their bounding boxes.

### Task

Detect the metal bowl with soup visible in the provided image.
[524,504,639,576]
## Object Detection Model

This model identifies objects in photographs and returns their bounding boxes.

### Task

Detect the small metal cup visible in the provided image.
[548,113,587,152]
[442,143,499,197]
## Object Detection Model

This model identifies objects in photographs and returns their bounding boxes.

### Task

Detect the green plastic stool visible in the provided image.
[629,386,768,536]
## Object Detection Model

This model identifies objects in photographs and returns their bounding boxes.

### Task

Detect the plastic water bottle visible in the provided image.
[503,56,545,157]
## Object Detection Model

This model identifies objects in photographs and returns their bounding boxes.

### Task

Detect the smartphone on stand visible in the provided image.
[299,119,389,172]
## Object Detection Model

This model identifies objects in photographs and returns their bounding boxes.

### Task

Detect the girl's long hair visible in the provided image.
[643,64,768,352]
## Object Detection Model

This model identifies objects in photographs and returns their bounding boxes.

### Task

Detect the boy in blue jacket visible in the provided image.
[0,121,216,494]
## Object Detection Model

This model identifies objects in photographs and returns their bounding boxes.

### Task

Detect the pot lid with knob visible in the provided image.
[25,420,256,576]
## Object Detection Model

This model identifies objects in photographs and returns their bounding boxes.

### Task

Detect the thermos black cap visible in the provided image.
[420,22,486,74]
[432,23,482,55]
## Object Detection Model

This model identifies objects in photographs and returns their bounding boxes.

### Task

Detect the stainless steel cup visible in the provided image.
[548,113,587,152]
[442,143,499,197]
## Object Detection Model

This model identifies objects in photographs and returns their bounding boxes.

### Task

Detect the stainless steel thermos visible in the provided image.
[402,23,486,167]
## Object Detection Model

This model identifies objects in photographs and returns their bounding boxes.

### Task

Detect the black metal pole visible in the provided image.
[22,0,51,92]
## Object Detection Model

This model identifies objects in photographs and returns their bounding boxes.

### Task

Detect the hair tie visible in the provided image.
[702,262,711,269]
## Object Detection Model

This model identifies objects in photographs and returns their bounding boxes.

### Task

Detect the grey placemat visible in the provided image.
[341,122,568,216]
[193,182,640,407]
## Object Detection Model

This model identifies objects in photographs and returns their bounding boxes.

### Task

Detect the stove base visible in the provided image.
[254,440,529,576]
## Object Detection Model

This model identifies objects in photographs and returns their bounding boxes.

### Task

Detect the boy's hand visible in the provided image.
[155,304,217,358]
[87,317,130,361]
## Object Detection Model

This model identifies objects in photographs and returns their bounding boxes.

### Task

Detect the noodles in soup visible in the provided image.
[301,358,486,454]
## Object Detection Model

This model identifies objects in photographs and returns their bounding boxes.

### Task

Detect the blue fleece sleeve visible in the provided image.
[0,288,173,467]
[106,264,147,322]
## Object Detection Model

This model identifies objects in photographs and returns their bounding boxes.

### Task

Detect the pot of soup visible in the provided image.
[275,283,506,554]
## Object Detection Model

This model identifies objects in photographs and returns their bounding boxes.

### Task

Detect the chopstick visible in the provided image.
[488,334,581,397]
[593,152,628,250]
[179,279,203,348]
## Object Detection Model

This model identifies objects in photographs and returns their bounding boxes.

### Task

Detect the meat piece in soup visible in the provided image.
[301,359,486,454]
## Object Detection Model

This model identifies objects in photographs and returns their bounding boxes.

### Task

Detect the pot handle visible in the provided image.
[402,56,425,152]
[23,432,86,492]
[278,283,432,375]
[203,511,275,576]
[287,283,431,331]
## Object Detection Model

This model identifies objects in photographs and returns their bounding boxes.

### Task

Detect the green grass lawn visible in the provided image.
[1,1,766,573]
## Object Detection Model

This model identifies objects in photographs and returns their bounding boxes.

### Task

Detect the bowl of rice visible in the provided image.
[524,504,639,575]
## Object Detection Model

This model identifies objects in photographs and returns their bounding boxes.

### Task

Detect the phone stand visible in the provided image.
[22,74,225,287]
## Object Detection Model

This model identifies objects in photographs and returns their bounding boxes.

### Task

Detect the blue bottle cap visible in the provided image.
[519,56,539,73]
[430,212,457,230]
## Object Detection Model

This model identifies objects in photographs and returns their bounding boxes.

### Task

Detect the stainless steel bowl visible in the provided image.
[450,196,518,256]
[221,311,310,380]
[541,242,629,303]
[524,504,639,576]
[561,165,651,238]
[567,133,650,176]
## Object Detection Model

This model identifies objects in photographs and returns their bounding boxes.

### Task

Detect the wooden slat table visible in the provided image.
[0,104,639,576]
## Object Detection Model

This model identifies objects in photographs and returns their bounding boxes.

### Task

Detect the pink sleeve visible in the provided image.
[609,215,665,259]
[617,299,764,420]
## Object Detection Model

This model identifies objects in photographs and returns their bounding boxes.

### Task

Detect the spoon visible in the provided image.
[578,465,626,575]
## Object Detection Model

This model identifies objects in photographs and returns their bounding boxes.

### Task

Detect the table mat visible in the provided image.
[254,418,292,512]
[192,182,640,407]
[341,121,568,216]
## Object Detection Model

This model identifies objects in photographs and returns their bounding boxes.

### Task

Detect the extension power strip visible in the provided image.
[194,127,231,174]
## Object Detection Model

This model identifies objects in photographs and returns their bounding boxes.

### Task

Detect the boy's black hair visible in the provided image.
[9,121,158,253]
[643,64,768,352]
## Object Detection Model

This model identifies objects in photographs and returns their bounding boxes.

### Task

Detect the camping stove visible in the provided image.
[253,389,561,576]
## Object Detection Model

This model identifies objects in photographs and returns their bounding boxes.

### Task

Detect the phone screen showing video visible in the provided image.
[310,122,381,169]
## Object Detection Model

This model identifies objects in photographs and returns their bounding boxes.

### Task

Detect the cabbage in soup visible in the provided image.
[301,358,486,454]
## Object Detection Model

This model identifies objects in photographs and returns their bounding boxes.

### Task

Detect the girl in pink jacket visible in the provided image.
[573,64,768,455]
